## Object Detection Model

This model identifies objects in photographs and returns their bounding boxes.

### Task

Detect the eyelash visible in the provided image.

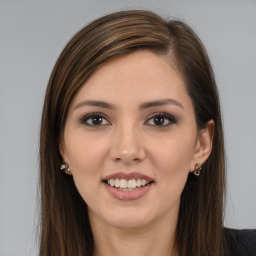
[79,113,110,126]
[79,112,177,127]
[145,113,177,127]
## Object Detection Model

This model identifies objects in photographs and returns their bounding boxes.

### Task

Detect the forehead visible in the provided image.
[70,50,191,109]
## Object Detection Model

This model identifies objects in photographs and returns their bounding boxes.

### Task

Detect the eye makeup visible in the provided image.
[78,111,178,129]
[145,112,177,127]
[79,112,111,127]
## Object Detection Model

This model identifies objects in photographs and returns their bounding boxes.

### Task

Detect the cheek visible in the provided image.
[149,131,196,191]
[151,129,196,167]
[63,131,108,197]
[67,143,104,208]
[64,129,107,171]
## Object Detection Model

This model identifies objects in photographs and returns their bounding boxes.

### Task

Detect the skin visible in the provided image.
[60,50,214,256]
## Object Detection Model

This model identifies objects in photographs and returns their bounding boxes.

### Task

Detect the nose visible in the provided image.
[110,123,146,165]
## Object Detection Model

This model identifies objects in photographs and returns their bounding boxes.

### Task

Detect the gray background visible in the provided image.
[0,0,255,255]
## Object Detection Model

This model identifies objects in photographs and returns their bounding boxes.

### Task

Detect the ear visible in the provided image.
[189,120,215,172]
[59,136,69,164]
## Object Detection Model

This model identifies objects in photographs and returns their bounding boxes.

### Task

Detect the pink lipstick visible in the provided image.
[103,172,154,200]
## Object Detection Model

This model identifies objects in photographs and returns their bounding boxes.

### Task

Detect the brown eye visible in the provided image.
[80,113,110,126]
[153,116,165,125]
[145,113,176,126]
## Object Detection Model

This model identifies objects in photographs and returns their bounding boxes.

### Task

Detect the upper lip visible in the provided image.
[103,172,154,181]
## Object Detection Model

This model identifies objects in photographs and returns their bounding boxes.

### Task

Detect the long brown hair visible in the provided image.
[39,10,226,256]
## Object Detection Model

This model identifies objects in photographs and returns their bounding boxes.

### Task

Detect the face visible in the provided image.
[60,50,212,230]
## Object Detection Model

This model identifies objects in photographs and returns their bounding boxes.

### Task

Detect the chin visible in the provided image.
[103,207,156,230]
[108,217,150,230]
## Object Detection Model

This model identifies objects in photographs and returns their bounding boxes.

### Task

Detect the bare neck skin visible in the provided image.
[89,209,178,256]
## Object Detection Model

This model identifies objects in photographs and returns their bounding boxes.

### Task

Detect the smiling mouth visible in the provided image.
[104,178,154,191]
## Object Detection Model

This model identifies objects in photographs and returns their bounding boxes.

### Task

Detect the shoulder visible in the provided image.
[224,227,256,256]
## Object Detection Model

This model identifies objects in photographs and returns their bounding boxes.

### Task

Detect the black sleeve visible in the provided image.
[224,228,256,256]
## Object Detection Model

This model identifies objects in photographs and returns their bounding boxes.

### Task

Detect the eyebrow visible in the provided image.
[73,98,184,111]
[73,100,115,111]
[139,98,184,110]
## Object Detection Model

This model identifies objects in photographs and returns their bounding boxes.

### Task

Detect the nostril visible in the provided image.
[111,146,146,164]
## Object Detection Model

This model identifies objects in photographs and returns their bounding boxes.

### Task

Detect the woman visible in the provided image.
[39,10,255,256]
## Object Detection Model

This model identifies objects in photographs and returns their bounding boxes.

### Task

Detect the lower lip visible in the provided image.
[104,182,153,200]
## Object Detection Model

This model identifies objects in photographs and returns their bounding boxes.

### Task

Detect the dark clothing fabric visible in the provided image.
[224,228,256,255]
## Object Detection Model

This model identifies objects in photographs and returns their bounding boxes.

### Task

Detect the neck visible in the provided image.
[90,212,178,256]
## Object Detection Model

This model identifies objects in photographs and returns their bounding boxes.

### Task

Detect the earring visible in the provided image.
[193,163,202,176]
[60,162,72,175]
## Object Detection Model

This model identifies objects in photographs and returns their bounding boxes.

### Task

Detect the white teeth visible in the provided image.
[136,179,142,187]
[119,179,128,189]
[107,178,150,189]
[109,179,115,187]
[114,178,120,188]
[128,179,136,189]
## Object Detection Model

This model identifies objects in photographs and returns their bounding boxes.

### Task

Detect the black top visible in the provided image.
[224,228,256,256]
